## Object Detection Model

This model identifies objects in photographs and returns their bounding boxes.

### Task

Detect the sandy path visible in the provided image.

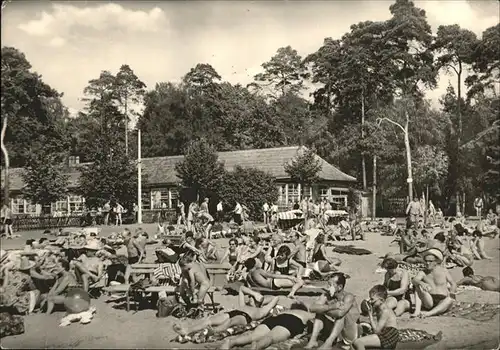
[1,224,499,349]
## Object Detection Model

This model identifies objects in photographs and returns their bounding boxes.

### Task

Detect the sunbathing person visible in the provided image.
[470,230,492,259]
[221,238,239,267]
[178,231,203,261]
[447,236,473,267]
[177,256,211,306]
[71,241,104,292]
[457,267,500,292]
[312,233,342,266]
[289,231,307,267]
[271,245,305,278]
[173,285,279,336]
[381,258,410,316]
[244,258,304,298]
[305,272,360,350]
[411,248,456,318]
[43,260,80,314]
[353,285,400,350]
[194,237,218,262]
[220,302,314,350]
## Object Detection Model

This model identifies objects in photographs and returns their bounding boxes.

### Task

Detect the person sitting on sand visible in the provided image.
[244,258,304,298]
[411,248,456,318]
[305,272,360,350]
[42,260,80,314]
[220,302,315,350]
[353,285,400,350]
[312,234,341,267]
[178,231,203,261]
[221,238,239,267]
[194,237,218,262]
[71,240,104,292]
[381,258,411,316]
[173,285,279,336]
[289,231,307,268]
[470,230,492,260]
[271,245,305,278]
[457,267,500,292]
[177,256,211,306]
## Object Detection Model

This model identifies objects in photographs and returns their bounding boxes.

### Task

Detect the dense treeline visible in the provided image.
[1,0,498,214]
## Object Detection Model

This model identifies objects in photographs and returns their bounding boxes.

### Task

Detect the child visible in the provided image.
[353,285,399,350]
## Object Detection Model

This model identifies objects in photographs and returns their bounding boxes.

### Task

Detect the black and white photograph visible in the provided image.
[0,0,499,348]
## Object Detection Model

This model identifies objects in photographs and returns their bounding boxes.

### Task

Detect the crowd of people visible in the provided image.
[0,197,499,349]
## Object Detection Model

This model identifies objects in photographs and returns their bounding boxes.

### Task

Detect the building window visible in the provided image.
[54,200,68,215]
[142,190,151,210]
[288,184,300,205]
[12,198,25,214]
[25,201,37,214]
[302,186,313,199]
[151,189,169,209]
[170,188,179,209]
[319,187,329,200]
[331,195,347,209]
[69,195,84,213]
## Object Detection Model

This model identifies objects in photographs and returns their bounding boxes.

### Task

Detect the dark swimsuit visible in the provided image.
[387,279,406,302]
[228,251,238,265]
[312,245,326,262]
[429,294,447,308]
[274,259,290,275]
[226,310,252,324]
[261,314,305,337]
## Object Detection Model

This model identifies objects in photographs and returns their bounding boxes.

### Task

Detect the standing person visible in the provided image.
[428,200,436,223]
[217,200,224,223]
[233,201,243,226]
[177,201,186,226]
[405,197,422,229]
[115,202,124,226]
[1,204,13,239]
[102,201,111,226]
[160,202,167,222]
[133,203,139,224]
[474,196,483,220]
[262,202,270,225]
[200,197,209,214]
[187,202,198,232]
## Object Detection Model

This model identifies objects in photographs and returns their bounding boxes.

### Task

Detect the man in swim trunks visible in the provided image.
[305,272,360,350]
[177,256,211,306]
[220,302,314,350]
[289,231,307,268]
[244,258,304,298]
[457,267,500,292]
[353,285,399,350]
[173,285,279,336]
[411,248,456,318]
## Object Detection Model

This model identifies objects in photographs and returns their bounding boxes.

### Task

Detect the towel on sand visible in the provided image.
[360,325,442,350]
[442,301,500,322]
[332,245,372,255]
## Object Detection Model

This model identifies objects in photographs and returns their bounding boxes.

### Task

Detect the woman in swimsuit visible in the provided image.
[381,258,411,316]
[272,246,304,277]
[221,302,314,350]
[173,285,279,336]
[311,234,342,266]
[221,239,239,266]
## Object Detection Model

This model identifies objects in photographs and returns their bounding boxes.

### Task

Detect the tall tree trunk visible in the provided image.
[404,112,413,202]
[124,93,129,156]
[462,192,466,216]
[372,155,377,220]
[361,89,367,190]
[1,115,9,205]
[424,184,429,225]
[455,64,462,216]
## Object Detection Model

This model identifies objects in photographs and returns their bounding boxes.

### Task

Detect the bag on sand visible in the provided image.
[156,296,177,318]
[0,312,25,338]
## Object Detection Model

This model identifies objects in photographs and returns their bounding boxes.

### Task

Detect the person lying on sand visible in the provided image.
[411,248,456,318]
[457,267,500,292]
[305,272,360,350]
[244,258,304,298]
[381,258,411,317]
[173,285,279,336]
[177,256,211,306]
[353,285,399,350]
[71,241,104,292]
[219,302,315,350]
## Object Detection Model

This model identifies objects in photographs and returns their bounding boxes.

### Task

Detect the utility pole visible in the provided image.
[137,129,142,224]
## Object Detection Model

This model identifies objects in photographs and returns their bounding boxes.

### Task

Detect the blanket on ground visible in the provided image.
[172,305,286,343]
[360,324,442,350]
[442,301,500,322]
[223,281,327,296]
[169,304,224,320]
[331,245,372,255]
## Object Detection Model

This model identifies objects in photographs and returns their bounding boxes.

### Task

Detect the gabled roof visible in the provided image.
[1,146,356,192]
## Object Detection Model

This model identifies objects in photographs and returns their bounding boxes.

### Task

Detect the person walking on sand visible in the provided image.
[216,200,224,223]
[411,248,456,318]
[1,204,14,239]
[102,201,111,226]
[115,202,124,226]
[262,201,270,225]
[474,196,483,220]
[406,197,422,229]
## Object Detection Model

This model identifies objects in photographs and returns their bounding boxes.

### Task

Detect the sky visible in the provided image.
[1,0,499,120]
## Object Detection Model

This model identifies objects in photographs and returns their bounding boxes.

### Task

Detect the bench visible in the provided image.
[106,263,231,311]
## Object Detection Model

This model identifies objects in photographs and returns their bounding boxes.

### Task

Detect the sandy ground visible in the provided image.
[1,223,499,349]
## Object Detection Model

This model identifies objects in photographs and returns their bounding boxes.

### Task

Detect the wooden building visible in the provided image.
[1,146,356,216]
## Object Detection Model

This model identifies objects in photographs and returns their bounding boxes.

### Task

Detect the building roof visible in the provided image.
[1,146,356,192]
